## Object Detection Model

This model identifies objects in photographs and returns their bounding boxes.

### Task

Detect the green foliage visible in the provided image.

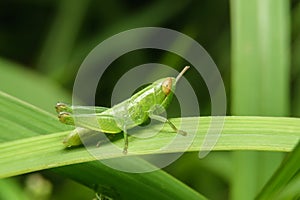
[0,0,300,199]
[0,90,299,178]
[230,0,291,199]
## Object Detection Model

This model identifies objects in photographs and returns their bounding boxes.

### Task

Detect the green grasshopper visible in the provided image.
[56,66,190,154]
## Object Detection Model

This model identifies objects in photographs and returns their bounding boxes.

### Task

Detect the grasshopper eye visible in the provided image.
[162,78,172,95]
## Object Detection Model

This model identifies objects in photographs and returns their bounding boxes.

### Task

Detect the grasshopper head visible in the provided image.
[156,66,190,109]
[161,66,190,96]
[161,77,174,95]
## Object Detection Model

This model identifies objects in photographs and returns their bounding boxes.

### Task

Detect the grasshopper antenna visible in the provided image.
[175,66,190,82]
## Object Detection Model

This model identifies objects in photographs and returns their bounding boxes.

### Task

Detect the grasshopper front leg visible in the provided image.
[149,114,187,136]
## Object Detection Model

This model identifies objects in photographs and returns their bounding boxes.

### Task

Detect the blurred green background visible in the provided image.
[0,0,300,199]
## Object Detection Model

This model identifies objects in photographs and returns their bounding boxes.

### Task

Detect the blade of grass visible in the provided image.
[0,91,70,142]
[230,0,290,199]
[0,179,30,200]
[292,2,300,117]
[0,59,207,199]
[0,58,71,112]
[0,89,299,178]
[37,0,90,78]
[256,141,300,200]
[231,0,290,116]
[274,172,300,200]
[54,159,207,200]
[0,91,206,199]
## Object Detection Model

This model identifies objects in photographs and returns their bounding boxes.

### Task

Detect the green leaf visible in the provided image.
[0,91,299,179]
[230,0,290,199]
[36,0,90,77]
[0,178,30,200]
[256,141,300,199]
[0,92,206,200]
[53,159,206,200]
[0,58,206,199]
[0,91,70,142]
[0,58,71,113]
